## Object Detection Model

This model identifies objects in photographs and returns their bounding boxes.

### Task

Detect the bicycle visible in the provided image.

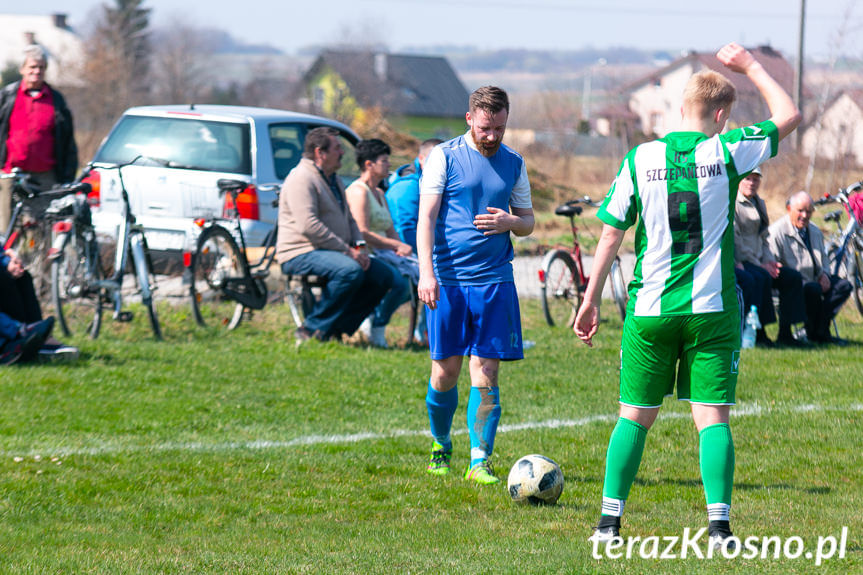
[0,169,67,299]
[46,184,104,338]
[62,157,163,340]
[187,178,279,330]
[816,181,863,317]
[538,196,628,327]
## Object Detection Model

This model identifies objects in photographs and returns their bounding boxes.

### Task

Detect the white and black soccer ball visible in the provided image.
[507,454,564,505]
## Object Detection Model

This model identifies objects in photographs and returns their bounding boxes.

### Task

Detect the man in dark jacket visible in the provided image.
[0,44,78,231]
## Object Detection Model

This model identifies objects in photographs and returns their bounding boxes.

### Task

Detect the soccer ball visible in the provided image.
[507,454,564,505]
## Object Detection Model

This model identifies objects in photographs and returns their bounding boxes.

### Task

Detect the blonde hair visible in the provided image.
[682,70,736,119]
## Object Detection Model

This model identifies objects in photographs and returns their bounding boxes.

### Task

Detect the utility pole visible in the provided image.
[793,0,806,150]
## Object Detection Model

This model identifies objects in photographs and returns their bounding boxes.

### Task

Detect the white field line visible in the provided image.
[4,402,862,459]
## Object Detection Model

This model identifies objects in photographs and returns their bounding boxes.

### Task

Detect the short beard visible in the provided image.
[470,129,502,158]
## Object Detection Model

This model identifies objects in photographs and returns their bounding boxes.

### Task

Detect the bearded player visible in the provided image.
[417,86,534,484]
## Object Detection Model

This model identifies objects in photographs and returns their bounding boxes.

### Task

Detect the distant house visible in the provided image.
[618,46,796,138]
[801,90,863,167]
[0,13,85,86]
[303,50,469,140]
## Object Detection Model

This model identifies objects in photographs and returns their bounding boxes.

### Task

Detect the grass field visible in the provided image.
[1,299,861,574]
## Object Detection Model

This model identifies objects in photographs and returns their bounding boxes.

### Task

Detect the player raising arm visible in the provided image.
[575,42,801,548]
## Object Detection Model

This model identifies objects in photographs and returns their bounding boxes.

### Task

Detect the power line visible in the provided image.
[358,0,845,20]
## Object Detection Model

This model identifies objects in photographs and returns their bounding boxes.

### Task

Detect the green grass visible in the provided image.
[1,300,861,573]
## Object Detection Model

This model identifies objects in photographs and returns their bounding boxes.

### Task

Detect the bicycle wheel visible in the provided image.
[406,278,419,345]
[540,250,581,327]
[130,232,162,340]
[609,257,628,321]
[190,226,245,328]
[51,231,103,339]
[852,247,863,317]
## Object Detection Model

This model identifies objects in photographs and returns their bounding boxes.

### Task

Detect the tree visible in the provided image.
[68,0,152,159]
[100,0,151,95]
[149,21,214,103]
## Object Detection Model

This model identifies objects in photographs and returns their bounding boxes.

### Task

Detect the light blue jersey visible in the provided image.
[420,133,531,285]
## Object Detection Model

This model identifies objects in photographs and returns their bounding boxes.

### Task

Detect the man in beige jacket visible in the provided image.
[767,191,851,344]
[276,127,392,342]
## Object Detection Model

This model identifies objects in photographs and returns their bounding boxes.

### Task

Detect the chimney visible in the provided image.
[374,53,387,81]
[24,32,36,45]
[52,13,69,29]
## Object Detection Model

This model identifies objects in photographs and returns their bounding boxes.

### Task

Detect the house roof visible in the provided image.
[0,13,85,85]
[305,50,469,119]
[624,45,799,97]
[820,89,863,112]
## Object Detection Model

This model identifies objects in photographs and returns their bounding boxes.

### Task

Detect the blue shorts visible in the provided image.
[427,283,523,361]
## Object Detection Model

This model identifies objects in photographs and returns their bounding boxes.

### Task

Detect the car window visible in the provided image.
[269,124,304,180]
[269,124,359,184]
[95,115,252,175]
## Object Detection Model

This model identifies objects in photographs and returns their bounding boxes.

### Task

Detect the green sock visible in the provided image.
[699,423,735,506]
[602,417,648,502]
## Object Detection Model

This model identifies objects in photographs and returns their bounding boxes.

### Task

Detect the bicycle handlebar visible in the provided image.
[2,170,91,202]
[560,196,603,210]
[815,180,863,207]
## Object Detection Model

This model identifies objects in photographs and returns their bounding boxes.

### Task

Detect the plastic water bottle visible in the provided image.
[741,305,760,349]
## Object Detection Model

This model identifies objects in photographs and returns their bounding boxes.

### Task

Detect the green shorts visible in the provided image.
[619,309,740,407]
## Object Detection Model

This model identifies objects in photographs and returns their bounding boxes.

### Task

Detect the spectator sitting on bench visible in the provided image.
[275,127,394,343]
[767,191,852,345]
[345,139,414,348]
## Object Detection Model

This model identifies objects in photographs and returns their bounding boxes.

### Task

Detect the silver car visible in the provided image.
[85,105,359,262]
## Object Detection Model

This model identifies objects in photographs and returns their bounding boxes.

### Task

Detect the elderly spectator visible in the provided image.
[0,45,78,231]
[276,127,393,343]
[768,191,852,344]
[345,139,414,348]
[733,167,808,347]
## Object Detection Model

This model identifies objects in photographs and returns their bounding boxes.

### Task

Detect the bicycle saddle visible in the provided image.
[824,210,843,223]
[217,179,248,194]
[555,204,583,217]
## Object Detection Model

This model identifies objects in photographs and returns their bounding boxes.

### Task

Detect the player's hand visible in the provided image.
[6,251,24,279]
[818,272,831,293]
[574,300,600,347]
[474,207,515,236]
[417,272,440,310]
[716,42,757,74]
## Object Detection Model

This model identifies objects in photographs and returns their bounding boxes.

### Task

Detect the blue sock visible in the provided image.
[426,381,457,451]
[467,386,501,466]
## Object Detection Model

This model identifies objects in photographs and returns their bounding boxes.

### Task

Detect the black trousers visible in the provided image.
[0,268,43,324]
[773,266,806,331]
[735,263,805,332]
[802,274,852,340]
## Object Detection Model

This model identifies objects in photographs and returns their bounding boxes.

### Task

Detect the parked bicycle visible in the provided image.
[187,178,279,329]
[53,157,163,340]
[0,169,69,298]
[816,181,863,317]
[538,197,628,327]
[46,185,103,338]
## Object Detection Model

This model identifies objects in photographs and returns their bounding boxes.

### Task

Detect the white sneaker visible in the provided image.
[359,317,372,339]
[369,326,388,348]
[38,344,80,363]
[588,526,621,544]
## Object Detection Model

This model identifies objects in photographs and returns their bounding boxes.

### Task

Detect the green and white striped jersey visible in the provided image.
[598,120,778,316]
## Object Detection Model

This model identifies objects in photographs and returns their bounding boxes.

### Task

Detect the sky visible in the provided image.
[7,0,863,61]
